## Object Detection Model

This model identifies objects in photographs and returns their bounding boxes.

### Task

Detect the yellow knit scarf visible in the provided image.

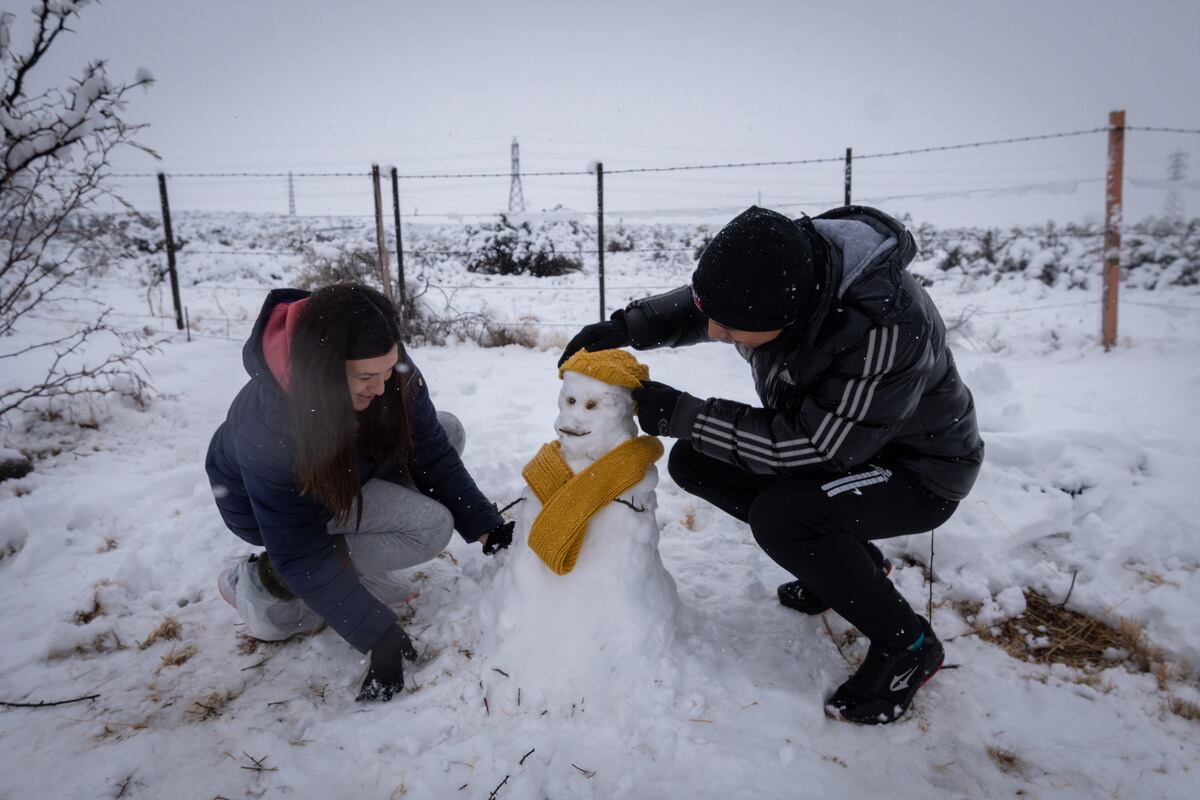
[522,435,664,575]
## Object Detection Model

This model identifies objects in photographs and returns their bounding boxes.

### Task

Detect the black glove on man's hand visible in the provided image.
[481,520,514,555]
[631,380,683,437]
[558,310,629,367]
[357,625,418,702]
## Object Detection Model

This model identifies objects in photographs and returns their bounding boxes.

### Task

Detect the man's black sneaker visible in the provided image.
[777,542,892,616]
[825,616,943,725]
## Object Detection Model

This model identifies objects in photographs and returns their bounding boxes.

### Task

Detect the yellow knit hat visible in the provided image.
[558,348,649,388]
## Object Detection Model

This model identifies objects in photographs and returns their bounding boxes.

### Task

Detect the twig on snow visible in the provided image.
[240,752,278,773]
[0,693,99,708]
[519,748,535,765]
[488,775,510,799]
[1059,570,1079,607]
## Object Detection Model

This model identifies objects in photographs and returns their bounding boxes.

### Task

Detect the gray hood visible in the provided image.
[812,218,898,299]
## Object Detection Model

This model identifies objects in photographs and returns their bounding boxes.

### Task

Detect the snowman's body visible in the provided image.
[484,370,680,701]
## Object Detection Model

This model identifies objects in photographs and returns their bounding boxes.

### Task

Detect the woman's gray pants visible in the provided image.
[327,411,465,575]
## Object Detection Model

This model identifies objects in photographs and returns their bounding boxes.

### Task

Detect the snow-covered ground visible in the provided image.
[2,218,1199,799]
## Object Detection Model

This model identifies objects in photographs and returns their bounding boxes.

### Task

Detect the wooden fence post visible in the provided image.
[371,164,394,303]
[1103,110,1125,350]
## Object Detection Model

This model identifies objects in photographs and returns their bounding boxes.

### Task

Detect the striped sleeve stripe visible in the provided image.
[694,325,901,470]
[694,414,812,449]
[694,420,818,459]
[816,325,898,457]
[693,422,828,468]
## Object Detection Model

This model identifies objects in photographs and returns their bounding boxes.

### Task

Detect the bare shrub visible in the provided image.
[1,2,159,426]
[296,245,382,290]
[138,616,181,649]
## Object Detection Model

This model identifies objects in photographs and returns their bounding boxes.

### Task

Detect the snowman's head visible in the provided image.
[555,349,650,463]
[555,371,636,462]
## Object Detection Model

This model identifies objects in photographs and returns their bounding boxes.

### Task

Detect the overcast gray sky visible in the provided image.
[16,0,1200,226]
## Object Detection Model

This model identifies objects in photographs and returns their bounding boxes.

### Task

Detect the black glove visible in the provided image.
[558,310,629,367]
[481,520,514,555]
[631,380,683,437]
[357,625,418,702]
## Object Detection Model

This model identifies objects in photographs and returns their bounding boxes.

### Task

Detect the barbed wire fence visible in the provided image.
[102,113,1200,347]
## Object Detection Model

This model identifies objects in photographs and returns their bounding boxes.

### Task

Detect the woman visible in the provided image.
[206,283,512,702]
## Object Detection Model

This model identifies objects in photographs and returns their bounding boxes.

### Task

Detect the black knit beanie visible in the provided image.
[691,206,824,332]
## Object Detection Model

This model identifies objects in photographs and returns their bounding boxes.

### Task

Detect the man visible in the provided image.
[559,206,983,724]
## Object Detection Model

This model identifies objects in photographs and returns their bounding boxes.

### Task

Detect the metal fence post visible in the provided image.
[844,147,853,206]
[390,166,406,316]
[156,172,184,330]
[1103,110,1125,350]
[596,161,606,322]
[371,164,394,303]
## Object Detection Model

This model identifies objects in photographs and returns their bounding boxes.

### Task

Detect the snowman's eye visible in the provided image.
[585,400,597,410]
[567,397,576,405]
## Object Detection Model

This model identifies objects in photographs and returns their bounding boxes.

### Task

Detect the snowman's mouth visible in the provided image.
[557,427,591,437]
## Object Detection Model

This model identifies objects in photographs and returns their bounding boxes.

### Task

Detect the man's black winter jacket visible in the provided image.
[623,206,984,501]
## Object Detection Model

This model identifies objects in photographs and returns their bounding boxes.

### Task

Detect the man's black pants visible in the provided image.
[668,440,958,648]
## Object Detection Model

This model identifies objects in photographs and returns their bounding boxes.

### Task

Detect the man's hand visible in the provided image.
[357,625,418,702]
[481,520,514,555]
[558,310,629,367]
[631,380,683,437]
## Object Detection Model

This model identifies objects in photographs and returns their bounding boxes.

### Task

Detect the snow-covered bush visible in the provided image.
[909,217,1199,291]
[464,215,583,277]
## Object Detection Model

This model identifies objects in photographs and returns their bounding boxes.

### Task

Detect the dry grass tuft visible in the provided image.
[976,590,1144,672]
[680,509,697,531]
[185,688,241,722]
[158,644,197,670]
[48,628,128,661]
[1116,617,1158,672]
[138,616,181,650]
[986,745,1027,777]
[94,720,149,743]
[72,580,112,625]
[97,537,119,553]
[235,632,275,656]
[970,590,1200,705]
[1166,696,1200,722]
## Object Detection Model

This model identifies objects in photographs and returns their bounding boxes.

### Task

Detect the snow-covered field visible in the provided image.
[2,217,1199,799]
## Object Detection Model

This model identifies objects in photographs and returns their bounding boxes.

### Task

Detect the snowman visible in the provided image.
[482,349,682,703]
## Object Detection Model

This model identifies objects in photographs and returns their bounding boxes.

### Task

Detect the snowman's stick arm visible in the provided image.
[613,496,647,513]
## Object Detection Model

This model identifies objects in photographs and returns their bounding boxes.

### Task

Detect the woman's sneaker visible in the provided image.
[218,554,324,642]
[825,616,943,725]
[777,542,892,615]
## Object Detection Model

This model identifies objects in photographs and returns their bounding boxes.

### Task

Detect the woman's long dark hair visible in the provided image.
[289,284,412,525]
